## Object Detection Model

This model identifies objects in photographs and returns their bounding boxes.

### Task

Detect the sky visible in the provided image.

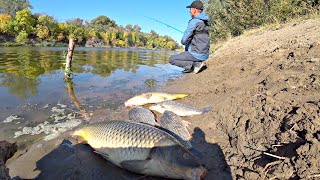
[28,0,196,44]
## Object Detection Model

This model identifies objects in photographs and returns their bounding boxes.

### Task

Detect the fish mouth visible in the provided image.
[124,102,132,107]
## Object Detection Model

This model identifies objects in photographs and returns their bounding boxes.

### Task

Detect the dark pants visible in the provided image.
[169,51,200,70]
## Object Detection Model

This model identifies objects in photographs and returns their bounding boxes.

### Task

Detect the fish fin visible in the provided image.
[173,93,189,99]
[201,106,213,114]
[94,151,109,160]
[120,159,150,173]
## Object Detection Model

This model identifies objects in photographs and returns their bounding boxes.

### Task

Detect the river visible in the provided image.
[0,47,182,145]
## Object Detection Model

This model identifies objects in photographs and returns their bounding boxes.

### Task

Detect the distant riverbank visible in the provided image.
[0,35,183,51]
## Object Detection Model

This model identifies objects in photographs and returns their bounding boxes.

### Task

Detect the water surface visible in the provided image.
[0,47,182,144]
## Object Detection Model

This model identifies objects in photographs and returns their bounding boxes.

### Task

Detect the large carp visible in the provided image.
[73,120,206,180]
[124,92,188,107]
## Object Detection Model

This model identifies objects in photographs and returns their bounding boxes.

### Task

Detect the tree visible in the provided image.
[101,31,111,46]
[13,9,35,35]
[15,30,28,43]
[87,28,99,38]
[0,0,32,17]
[0,13,12,33]
[36,25,49,39]
[125,24,133,32]
[66,18,83,27]
[133,24,141,32]
[56,23,68,41]
[166,41,176,50]
[150,30,159,38]
[90,15,116,31]
[36,14,57,39]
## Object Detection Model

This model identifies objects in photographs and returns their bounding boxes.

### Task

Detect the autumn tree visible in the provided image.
[12,9,35,35]
[0,13,12,33]
[0,0,32,17]
[36,25,49,39]
[36,14,56,40]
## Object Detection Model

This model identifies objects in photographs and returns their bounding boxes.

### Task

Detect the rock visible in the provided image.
[0,141,18,179]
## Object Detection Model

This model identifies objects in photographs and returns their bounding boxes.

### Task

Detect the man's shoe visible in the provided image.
[193,61,205,74]
[182,69,193,73]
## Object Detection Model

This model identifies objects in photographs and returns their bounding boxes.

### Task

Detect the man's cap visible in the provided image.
[186,1,204,10]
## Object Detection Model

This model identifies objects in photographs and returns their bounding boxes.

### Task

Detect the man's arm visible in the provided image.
[181,19,197,45]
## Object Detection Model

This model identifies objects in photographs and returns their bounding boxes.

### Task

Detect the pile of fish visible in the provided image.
[73,92,212,180]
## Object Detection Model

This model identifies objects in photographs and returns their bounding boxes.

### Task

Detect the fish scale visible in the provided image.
[149,100,212,116]
[79,121,166,149]
[73,120,206,179]
[128,107,158,126]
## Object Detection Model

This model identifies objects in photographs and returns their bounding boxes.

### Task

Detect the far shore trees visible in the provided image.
[0,8,179,50]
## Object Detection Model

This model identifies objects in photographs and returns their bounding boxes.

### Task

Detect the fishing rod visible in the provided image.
[144,16,184,34]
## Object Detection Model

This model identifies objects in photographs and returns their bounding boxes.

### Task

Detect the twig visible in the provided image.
[244,145,287,160]
[263,152,287,160]
[308,174,320,178]
[271,144,282,147]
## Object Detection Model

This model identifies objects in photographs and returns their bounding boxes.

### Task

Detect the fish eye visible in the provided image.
[183,153,190,159]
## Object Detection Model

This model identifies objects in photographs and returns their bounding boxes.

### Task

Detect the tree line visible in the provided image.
[1,0,319,49]
[0,0,179,50]
[205,0,319,42]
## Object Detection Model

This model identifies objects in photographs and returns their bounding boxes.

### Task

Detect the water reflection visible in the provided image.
[0,47,174,99]
[65,78,90,120]
[0,47,182,144]
[0,74,40,99]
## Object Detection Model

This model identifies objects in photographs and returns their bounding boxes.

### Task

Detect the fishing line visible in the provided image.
[144,16,184,34]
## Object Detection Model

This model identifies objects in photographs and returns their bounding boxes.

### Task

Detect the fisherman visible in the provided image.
[169,0,210,74]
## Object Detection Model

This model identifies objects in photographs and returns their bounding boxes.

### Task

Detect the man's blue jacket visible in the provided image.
[181,11,210,61]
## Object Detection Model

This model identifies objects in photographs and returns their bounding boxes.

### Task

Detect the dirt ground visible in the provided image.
[163,18,320,179]
[5,18,320,179]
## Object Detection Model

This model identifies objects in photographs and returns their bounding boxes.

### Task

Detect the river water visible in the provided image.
[0,47,182,145]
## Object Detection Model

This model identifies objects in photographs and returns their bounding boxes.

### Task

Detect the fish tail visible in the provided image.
[201,107,212,114]
[172,93,189,99]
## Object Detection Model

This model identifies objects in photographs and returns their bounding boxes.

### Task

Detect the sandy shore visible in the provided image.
[6,18,320,179]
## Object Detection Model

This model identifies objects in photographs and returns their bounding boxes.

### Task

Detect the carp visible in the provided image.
[124,92,188,107]
[73,120,206,180]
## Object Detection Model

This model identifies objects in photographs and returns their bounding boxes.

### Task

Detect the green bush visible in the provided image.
[206,0,320,42]
[15,30,28,43]
[0,42,21,46]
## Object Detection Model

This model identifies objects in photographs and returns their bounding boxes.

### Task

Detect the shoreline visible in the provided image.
[5,18,320,179]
